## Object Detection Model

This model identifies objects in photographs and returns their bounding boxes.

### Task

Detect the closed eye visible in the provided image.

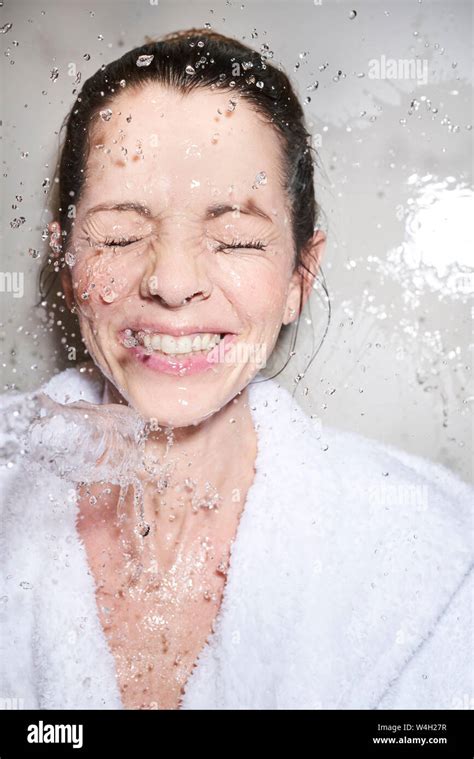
[215,238,267,253]
[102,237,142,247]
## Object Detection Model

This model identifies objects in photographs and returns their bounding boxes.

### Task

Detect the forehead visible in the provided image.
[82,83,286,212]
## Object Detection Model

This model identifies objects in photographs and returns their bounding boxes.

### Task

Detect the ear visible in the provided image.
[283,230,326,325]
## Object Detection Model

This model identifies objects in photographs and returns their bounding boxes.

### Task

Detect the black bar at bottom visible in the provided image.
[0,708,472,757]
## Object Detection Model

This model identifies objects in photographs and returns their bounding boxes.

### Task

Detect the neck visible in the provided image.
[103,378,258,564]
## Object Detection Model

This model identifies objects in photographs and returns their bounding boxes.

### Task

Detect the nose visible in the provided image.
[139,237,212,308]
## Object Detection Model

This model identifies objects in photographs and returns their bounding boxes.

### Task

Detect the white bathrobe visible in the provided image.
[0,363,472,710]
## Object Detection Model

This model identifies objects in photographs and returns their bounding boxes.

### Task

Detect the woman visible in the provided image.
[1,29,472,711]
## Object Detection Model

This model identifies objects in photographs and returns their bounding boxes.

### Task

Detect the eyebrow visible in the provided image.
[205,199,273,223]
[85,202,152,218]
[85,198,273,223]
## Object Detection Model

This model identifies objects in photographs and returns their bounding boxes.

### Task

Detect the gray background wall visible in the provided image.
[1,0,472,481]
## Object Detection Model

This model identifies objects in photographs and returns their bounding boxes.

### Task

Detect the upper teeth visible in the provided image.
[133,331,223,354]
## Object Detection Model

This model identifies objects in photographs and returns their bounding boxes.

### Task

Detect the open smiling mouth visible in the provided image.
[121,329,228,358]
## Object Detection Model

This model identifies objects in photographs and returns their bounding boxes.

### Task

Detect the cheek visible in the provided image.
[71,251,141,315]
[221,257,290,324]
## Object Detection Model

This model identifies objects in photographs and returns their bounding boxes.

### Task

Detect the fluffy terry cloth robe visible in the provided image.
[0,363,472,710]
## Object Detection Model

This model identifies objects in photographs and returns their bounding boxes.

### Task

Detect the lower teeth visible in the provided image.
[144,346,216,357]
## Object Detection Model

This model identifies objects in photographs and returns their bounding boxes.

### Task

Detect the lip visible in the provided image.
[124,332,238,376]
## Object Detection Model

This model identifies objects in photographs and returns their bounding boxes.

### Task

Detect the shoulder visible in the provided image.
[251,375,472,538]
[317,421,472,533]
[311,420,472,607]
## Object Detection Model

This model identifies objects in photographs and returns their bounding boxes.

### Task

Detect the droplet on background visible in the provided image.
[10,217,26,229]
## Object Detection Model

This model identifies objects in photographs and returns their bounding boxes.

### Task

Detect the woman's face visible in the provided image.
[63,83,310,426]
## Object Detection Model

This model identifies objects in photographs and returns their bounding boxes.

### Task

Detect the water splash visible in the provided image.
[3,393,153,539]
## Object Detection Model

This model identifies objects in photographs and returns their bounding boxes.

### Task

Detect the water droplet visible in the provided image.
[256,80,264,89]
[252,170,267,188]
[29,248,40,259]
[10,217,26,229]
[65,249,76,267]
[50,67,59,83]
[136,54,154,68]
[0,22,13,34]
[19,581,32,590]
[260,43,274,60]
[83,53,91,61]
[101,286,118,303]
[349,9,357,20]
[185,65,196,75]
[307,81,319,91]
[100,108,113,121]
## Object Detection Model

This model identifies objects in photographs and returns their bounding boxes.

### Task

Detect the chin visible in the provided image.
[126,388,224,428]
[114,367,232,428]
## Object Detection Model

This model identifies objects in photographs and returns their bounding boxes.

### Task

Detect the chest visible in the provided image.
[76,503,230,710]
